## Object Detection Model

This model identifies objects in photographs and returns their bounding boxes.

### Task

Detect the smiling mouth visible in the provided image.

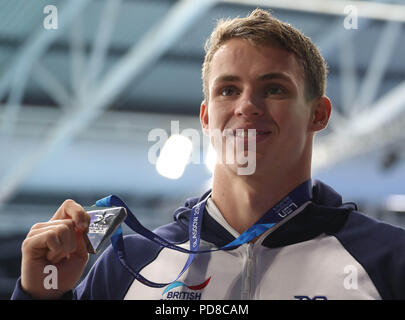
[233,130,271,137]
[225,129,272,146]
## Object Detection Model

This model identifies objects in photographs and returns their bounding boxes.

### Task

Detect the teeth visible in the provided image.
[234,130,269,137]
[235,131,250,137]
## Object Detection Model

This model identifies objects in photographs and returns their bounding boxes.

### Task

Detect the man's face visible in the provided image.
[200,38,321,175]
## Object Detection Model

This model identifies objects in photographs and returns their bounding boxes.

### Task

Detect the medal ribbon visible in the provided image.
[95,179,312,288]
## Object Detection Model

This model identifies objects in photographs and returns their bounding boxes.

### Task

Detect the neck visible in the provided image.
[211,164,310,234]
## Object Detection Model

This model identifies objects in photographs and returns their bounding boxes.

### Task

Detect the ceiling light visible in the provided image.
[156,134,192,180]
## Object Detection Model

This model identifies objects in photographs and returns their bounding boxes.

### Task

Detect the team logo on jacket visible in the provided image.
[161,277,211,300]
[294,295,328,300]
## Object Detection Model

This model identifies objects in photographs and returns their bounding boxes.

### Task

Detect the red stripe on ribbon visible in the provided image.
[187,277,211,290]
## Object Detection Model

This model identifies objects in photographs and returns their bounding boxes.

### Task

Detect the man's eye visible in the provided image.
[220,87,237,96]
[266,87,284,95]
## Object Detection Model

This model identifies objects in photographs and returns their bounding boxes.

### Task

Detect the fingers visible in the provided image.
[51,199,90,232]
[28,219,74,235]
[20,200,92,299]
[23,220,78,264]
[22,199,90,265]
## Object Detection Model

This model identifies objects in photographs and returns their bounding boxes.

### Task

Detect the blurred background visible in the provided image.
[0,0,404,299]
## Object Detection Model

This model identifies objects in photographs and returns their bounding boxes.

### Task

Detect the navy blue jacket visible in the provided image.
[11,180,405,300]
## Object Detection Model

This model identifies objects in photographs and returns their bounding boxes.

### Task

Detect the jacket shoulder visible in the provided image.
[74,220,188,299]
[334,210,405,299]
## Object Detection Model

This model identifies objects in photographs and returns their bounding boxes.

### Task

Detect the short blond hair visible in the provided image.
[202,9,327,101]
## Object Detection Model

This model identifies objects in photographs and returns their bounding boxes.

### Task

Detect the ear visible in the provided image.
[200,100,209,135]
[309,96,332,132]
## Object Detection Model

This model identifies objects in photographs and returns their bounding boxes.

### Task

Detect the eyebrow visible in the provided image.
[213,72,295,85]
[258,73,294,82]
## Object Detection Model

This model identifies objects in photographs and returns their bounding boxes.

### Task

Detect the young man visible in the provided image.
[12,9,405,300]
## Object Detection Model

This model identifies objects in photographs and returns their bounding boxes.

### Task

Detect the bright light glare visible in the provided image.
[156,134,192,179]
[204,143,217,175]
[385,194,405,212]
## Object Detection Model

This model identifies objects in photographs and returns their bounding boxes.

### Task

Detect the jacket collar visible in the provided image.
[173,180,354,249]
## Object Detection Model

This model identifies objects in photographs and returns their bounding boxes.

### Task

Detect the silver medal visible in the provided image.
[83,206,127,254]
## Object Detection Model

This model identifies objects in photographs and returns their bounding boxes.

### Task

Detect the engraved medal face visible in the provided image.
[83,206,127,254]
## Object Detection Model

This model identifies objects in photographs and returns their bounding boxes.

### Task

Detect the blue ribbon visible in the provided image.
[96,179,313,288]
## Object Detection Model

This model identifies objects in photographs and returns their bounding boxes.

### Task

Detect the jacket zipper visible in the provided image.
[242,243,254,299]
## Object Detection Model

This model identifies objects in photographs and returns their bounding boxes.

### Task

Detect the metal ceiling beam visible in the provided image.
[338,31,357,117]
[0,0,217,205]
[0,104,200,140]
[351,81,405,135]
[221,0,405,22]
[0,0,92,136]
[353,20,402,113]
[32,62,72,110]
[84,0,122,89]
[88,0,215,112]
[70,13,86,104]
[313,80,405,171]
[293,0,393,132]
[313,112,405,172]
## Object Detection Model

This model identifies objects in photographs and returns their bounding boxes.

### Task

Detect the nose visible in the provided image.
[234,90,264,118]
